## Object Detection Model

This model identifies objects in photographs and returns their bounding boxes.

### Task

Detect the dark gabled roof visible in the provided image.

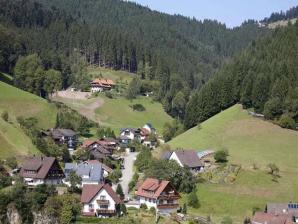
[81,184,122,204]
[252,212,293,224]
[51,129,76,138]
[161,150,173,160]
[120,128,140,134]
[174,150,204,168]
[20,157,63,179]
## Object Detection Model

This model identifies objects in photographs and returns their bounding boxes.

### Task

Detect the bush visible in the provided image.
[278,114,296,129]
[149,207,156,214]
[130,104,146,111]
[105,91,113,99]
[187,189,200,208]
[140,203,148,210]
[5,156,17,169]
[1,111,8,122]
[214,150,229,163]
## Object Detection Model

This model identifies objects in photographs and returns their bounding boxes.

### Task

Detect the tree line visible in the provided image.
[184,23,298,130]
[262,5,298,24]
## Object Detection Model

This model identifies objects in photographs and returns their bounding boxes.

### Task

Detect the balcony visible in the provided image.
[96,209,116,214]
[157,204,179,209]
[158,194,180,200]
[96,200,110,205]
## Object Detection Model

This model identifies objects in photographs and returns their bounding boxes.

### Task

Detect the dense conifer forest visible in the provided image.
[0,0,268,115]
[262,5,298,24]
[184,23,298,130]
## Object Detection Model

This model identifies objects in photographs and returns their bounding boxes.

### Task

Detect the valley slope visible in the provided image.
[169,104,298,222]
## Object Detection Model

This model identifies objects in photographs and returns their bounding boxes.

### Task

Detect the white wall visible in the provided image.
[139,196,157,209]
[91,87,103,93]
[169,152,184,167]
[82,188,117,216]
[120,131,134,140]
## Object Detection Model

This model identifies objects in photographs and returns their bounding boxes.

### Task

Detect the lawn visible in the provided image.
[169,104,298,222]
[0,81,57,129]
[54,93,173,135]
[87,67,135,84]
[95,95,173,134]
[0,117,40,159]
[0,80,56,159]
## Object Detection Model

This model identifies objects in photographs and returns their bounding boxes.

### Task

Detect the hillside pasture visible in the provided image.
[0,81,57,129]
[169,104,298,222]
[87,67,135,83]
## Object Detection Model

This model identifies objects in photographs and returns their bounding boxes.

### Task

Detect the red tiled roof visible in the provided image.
[140,128,150,136]
[81,184,122,204]
[82,139,97,148]
[91,79,115,86]
[136,178,180,199]
[20,157,62,179]
[252,212,294,224]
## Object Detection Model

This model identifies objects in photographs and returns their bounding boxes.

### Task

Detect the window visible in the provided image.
[100,196,106,200]
[89,204,93,209]
[167,200,174,204]
[100,205,108,209]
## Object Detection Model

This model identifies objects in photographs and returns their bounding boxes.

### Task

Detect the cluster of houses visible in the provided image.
[18,155,182,217]
[252,203,298,224]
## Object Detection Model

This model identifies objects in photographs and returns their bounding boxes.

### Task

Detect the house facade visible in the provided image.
[20,157,65,186]
[50,128,77,151]
[81,184,122,218]
[169,150,204,172]
[136,178,181,214]
[90,79,115,93]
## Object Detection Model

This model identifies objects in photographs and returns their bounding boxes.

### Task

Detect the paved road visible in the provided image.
[119,152,138,198]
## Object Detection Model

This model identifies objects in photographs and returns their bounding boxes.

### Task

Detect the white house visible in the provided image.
[20,157,65,186]
[142,123,156,134]
[81,184,122,218]
[169,150,204,172]
[136,178,180,215]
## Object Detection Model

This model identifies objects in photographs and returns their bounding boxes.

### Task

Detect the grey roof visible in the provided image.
[267,203,298,216]
[174,150,204,168]
[161,151,173,160]
[51,129,76,138]
[197,150,215,159]
[65,162,103,182]
[120,128,140,134]
[119,135,131,140]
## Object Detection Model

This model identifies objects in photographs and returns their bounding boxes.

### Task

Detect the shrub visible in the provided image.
[149,207,156,214]
[130,104,146,111]
[214,150,229,163]
[187,189,200,208]
[140,203,148,210]
[105,91,113,99]
[278,114,296,129]
[1,111,8,122]
[5,156,17,169]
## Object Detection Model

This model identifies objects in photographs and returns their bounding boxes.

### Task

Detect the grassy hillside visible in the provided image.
[87,67,134,83]
[54,93,173,135]
[0,81,57,129]
[0,81,57,159]
[95,96,173,134]
[169,104,298,222]
[0,118,39,159]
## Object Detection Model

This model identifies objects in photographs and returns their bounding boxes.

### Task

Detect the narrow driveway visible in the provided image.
[119,152,138,198]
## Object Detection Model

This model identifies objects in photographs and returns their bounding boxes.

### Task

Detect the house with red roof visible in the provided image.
[90,79,115,93]
[81,184,122,218]
[20,156,65,186]
[136,178,180,214]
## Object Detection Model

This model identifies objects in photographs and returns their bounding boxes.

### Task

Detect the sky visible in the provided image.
[128,0,298,27]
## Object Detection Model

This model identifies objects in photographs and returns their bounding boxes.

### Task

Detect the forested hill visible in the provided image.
[262,5,298,24]
[0,0,268,118]
[185,23,298,130]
